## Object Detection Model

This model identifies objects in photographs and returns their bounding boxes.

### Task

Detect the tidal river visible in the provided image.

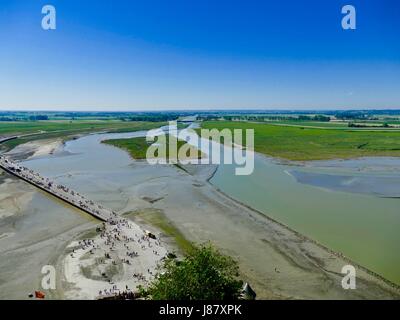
[211,156,400,285]
[20,128,400,286]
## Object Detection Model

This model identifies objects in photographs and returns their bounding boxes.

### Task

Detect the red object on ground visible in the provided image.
[35,291,45,299]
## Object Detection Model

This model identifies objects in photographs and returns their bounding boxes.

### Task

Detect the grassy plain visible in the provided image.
[0,120,165,151]
[0,120,167,136]
[262,121,349,129]
[102,136,203,160]
[201,121,400,160]
[249,120,400,129]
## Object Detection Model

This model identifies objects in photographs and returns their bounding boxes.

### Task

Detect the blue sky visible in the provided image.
[0,0,399,110]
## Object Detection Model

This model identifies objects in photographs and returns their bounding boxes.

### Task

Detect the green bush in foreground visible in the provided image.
[142,244,243,300]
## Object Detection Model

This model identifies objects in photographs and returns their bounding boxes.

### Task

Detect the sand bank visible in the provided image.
[5,139,64,161]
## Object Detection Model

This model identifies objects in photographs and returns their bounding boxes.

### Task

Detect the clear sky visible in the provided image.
[0,0,399,111]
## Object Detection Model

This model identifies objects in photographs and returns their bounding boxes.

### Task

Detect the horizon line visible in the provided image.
[1,108,400,113]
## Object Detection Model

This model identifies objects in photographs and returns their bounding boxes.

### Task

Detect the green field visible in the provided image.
[0,120,165,152]
[103,136,150,159]
[245,120,400,130]
[103,135,203,160]
[261,120,349,129]
[201,121,400,160]
[0,120,167,136]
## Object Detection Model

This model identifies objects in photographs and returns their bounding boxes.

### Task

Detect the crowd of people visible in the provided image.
[68,214,167,299]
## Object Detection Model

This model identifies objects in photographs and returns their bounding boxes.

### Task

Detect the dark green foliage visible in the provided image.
[142,244,243,300]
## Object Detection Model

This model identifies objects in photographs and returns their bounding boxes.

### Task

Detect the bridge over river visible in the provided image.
[0,155,114,222]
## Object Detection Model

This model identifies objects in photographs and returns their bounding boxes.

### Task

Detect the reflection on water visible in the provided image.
[289,170,400,197]
[290,157,400,197]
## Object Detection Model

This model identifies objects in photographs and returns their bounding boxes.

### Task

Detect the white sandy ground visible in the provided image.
[5,139,63,160]
[1,138,400,300]
[62,217,167,300]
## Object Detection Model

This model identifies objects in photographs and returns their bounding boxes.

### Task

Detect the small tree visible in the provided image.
[142,243,243,300]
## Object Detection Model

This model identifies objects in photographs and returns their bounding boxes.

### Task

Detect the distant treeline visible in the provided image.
[335,112,370,120]
[196,109,400,118]
[348,122,391,128]
[0,117,15,121]
[1,110,399,122]
[0,111,182,122]
[198,115,331,122]
[334,110,400,121]
[121,115,179,122]
[29,115,49,120]
[0,115,49,121]
[199,111,400,122]
[57,112,183,120]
